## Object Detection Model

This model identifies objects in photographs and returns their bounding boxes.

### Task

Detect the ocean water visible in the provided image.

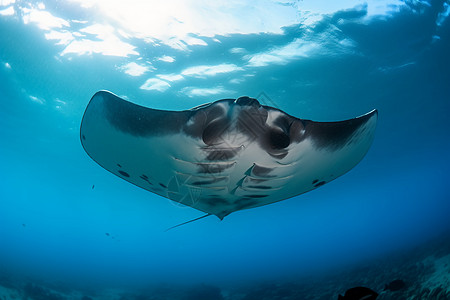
[0,1,449,299]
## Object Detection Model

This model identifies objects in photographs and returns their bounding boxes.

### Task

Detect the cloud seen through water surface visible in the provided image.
[1,0,449,99]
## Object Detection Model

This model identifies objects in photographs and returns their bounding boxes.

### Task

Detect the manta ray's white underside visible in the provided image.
[80,91,377,219]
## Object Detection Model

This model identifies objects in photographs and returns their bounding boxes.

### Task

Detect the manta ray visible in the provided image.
[80,91,377,225]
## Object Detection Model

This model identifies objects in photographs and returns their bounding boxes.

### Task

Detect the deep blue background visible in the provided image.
[0,0,449,291]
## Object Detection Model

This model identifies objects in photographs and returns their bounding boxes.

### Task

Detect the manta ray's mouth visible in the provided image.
[80,91,377,220]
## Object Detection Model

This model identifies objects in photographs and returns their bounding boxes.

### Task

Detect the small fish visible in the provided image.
[384,279,406,291]
[338,286,378,300]
[105,233,110,236]
[22,223,26,227]
[92,184,95,189]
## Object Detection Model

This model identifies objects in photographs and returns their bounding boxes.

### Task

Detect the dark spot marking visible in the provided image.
[159,183,167,188]
[140,174,153,185]
[117,164,122,168]
[312,179,319,184]
[314,181,326,188]
[82,134,86,140]
[118,170,130,177]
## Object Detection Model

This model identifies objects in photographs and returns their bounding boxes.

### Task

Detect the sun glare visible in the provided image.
[0,0,420,96]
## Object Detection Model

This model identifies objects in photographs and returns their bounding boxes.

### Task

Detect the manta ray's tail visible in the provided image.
[165,213,212,231]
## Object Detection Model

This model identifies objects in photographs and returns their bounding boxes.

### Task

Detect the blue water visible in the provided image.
[0,0,449,295]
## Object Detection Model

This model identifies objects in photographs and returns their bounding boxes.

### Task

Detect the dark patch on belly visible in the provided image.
[202,118,232,145]
[268,129,290,149]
